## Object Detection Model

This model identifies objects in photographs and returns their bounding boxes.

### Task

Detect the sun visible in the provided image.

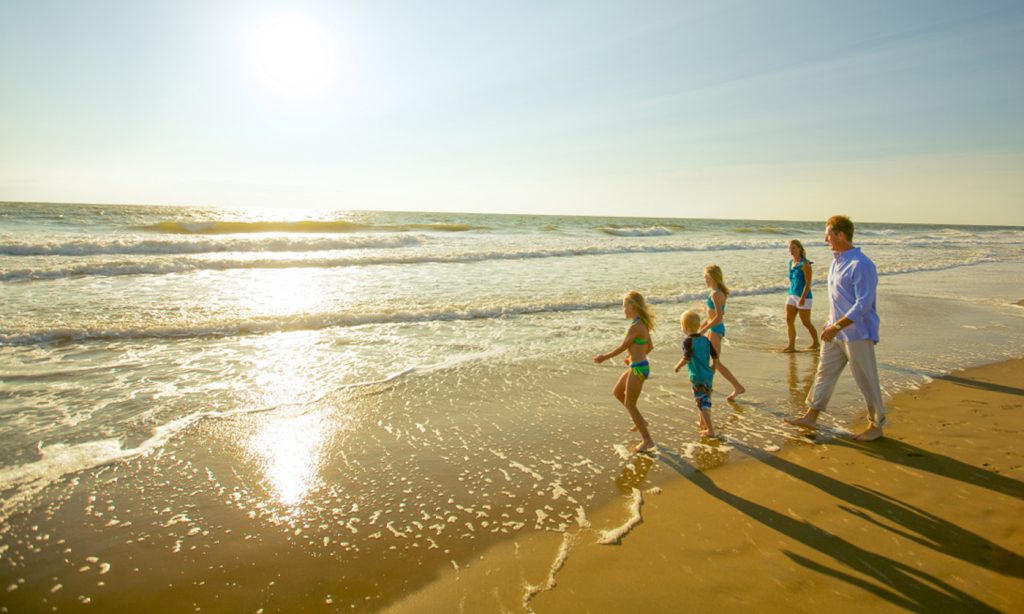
[250,12,336,101]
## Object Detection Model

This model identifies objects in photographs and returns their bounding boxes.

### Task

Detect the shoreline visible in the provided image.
[388,357,1024,612]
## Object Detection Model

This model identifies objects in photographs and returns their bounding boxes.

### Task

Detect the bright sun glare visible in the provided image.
[251,13,336,101]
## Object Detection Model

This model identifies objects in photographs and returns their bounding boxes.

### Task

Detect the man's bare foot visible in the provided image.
[852,426,883,441]
[726,385,745,401]
[704,431,718,439]
[780,346,796,353]
[786,410,819,428]
[633,439,656,453]
[807,343,820,351]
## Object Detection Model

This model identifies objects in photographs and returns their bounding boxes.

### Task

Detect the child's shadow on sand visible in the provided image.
[658,447,1019,612]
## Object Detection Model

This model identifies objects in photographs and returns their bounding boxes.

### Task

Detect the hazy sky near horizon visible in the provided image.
[1,0,1022,224]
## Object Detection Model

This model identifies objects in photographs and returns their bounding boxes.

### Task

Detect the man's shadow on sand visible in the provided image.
[732,440,1023,578]
[933,374,1024,397]
[658,446,1019,612]
[827,437,1024,500]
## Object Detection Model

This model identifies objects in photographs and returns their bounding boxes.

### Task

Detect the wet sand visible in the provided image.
[390,358,1024,612]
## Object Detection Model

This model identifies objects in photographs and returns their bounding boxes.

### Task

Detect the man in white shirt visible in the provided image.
[786,215,886,441]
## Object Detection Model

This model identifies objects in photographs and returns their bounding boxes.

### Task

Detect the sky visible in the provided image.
[1,0,1022,224]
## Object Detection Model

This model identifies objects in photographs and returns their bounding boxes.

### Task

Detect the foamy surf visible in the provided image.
[522,531,576,609]
[599,225,674,237]
[0,415,197,523]
[597,488,645,545]
[140,219,480,234]
[0,234,423,257]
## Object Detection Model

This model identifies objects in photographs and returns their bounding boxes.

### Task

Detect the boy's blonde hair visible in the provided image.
[624,291,655,330]
[704,264,730,297]
[680,310,701,334]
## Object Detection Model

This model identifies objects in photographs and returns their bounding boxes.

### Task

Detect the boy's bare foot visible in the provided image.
[807,343,820,350]
[780,346,796,353]
[633,439,656,453]
[786,410,819,428]
[852,426,883,441]
[726,385,745,401]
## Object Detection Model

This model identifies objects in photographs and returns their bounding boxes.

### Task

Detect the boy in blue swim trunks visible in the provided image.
[675,310,719,438]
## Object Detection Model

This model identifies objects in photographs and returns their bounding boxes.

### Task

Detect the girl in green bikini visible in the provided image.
[594,291,656,452]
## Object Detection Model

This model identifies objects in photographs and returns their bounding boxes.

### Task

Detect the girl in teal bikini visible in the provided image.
[594,291,656,452]
[698,264,745,401]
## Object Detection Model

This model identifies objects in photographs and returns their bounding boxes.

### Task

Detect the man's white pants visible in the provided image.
[807,338,886,429]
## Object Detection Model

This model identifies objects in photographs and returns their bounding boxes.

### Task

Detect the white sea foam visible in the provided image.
[599,226,674,237]
[0,301,616,345]
[0,240,795,282]
[0,234,423,257]
[0,415,199,522]
[522,531,575,608]
[3,255,1001,345]
[597,488,644,545]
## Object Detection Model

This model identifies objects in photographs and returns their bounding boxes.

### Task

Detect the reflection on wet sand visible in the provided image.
[789,351,819,410]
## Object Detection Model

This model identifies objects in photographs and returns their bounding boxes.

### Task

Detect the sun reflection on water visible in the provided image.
[251,409,328,509]
[245,331,345,514]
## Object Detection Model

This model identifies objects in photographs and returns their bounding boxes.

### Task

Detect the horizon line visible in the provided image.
[2,199,1022,229]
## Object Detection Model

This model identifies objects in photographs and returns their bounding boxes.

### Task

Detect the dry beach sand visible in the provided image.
[390,358,1024,613]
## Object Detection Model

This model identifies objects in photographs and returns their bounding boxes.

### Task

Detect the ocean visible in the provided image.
[1,202,1022,610]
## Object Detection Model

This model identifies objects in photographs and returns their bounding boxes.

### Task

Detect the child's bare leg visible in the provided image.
[612,371,627,405]
[615,371,648,432]
[783,305,797,351]
[716,362,745,400]
[709,333,745,400]
[625,373,654,452]
[701,409,716,437]
[799,309,819,349]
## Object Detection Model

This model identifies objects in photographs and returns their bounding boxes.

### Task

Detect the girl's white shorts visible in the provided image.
[786,295,812,310]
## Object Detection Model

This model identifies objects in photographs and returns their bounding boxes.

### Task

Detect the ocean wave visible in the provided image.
[598,226,674,237]
[734,226,790,235]
[0,301,601,346]
[140,220,480,235]
[1,242,1007,285]
[875,256,998,276]
[0,234,424,257]
[0,287,798,346]
[1,241,805,282]
[0,257,1003,346]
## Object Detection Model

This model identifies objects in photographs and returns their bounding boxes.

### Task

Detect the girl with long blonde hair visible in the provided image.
[698,265,745,400]
[594,291,656,452]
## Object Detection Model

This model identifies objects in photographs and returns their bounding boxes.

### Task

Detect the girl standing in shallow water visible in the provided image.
[782,239,819,352]
[594,291,656,452]
[698,264,745,401]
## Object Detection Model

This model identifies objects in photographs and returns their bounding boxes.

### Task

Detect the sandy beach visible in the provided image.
[390,357,1024,612]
